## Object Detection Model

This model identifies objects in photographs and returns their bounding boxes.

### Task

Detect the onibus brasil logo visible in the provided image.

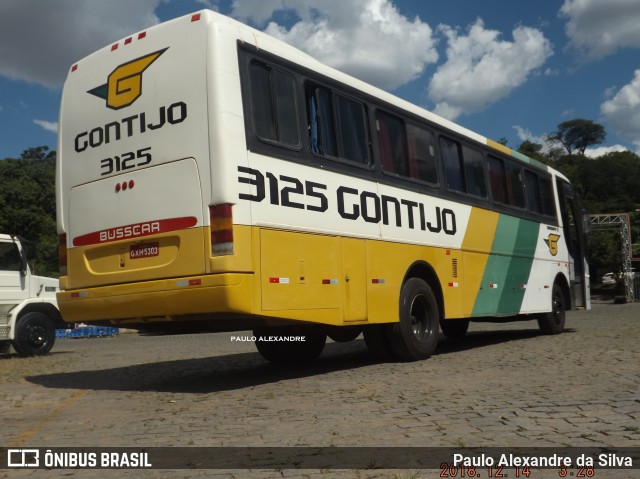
[88,48,168,110]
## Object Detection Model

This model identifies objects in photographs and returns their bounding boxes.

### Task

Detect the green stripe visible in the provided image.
[471,216,540,317]
[511,150,550,172]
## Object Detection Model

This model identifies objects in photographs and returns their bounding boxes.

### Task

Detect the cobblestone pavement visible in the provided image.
[1,302,638,479]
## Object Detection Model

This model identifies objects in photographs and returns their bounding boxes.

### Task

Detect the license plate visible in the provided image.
[130,242,159,259]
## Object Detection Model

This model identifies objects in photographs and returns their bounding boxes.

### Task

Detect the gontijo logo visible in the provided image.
[545,233,561,256]
[88,48,168,110]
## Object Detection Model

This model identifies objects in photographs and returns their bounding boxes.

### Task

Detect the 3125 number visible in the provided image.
[100,147,152,176]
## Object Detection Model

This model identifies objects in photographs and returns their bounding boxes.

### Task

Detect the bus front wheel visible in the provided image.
[387,278,439,361]
[538,283,566,334]
[253,326,326,363]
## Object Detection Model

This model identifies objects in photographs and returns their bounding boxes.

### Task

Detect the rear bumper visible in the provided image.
[57,273,254,324]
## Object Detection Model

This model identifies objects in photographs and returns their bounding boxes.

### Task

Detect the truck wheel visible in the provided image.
[538,283,566,335]
[440,318,470,339]
[13,312,56,356]
[387,277,439,361]
[253,326,326,363]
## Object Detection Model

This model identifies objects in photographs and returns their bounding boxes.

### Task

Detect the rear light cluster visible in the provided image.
[209,204,234,256]
[71,30,148,73]
[58,234,68,276]
[71,13,203,74]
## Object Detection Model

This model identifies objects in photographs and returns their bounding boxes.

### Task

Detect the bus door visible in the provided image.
[558,181,590,309]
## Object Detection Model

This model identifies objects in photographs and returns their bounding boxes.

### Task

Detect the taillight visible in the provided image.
[58,234,68,276]
[209,204,234,255]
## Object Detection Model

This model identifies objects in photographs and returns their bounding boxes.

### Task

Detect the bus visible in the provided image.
[56,10,590,363]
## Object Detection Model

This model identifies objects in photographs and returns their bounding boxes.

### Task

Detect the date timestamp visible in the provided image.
[440,464,598,478]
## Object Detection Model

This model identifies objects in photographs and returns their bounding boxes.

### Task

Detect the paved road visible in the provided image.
[1,302,638,478]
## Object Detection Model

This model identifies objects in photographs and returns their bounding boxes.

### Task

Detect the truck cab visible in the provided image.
[0,234,64,356]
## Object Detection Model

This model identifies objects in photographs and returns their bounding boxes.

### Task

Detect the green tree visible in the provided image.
[0,146,58,276]
[549,148,640,278]
[517,140,549,165]
[548,118,606,155]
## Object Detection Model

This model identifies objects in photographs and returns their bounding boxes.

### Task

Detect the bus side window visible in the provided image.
[307,85,337,157]
[336,95,370,165]
[524,170,543,214]
[462,145,487,198]
[249,61,301,148]
[306,86,369,165]
[376,110,407,176]
[539,176,556,218]
[488,155,508,204]
[441,137,486,197]
[505,162,525,208]
[406,124,438,184]
[440,137,464,192]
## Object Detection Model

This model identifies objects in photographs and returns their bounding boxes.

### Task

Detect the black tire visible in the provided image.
[327,327,361,343]
[0,341,11,354]
[12,312,56,356]
[253,326,326,363]
[363,324,396,361]
[538,283,566,335]
[440,318,470,339]
[387,277,439,361]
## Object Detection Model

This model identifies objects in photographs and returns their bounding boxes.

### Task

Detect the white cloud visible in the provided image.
[33,119,58,133]
[514,126,546,145]
[231,0,286,25]
[232,0,438,90]
[428,19,552,121]
[513,125,555,153]
[560,0,640,60]
[0,0,161,87]
[601,69,640,150]
[583,144,629,158]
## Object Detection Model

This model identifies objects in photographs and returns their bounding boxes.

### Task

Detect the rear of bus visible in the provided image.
[56,12,253,329]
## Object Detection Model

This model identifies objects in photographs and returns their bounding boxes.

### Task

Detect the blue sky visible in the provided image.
[1,0,640,159]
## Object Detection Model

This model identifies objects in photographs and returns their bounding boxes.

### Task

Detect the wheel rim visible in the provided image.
[410,294,432,341]
[552,292,565,325]
[25,323,48,348]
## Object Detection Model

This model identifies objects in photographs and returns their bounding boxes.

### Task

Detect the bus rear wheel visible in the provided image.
[387,278,439,361]
[538,283,566,334]
[253,326,326,363]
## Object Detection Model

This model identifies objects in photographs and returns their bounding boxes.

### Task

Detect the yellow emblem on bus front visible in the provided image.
[545,233,561,256]
[88,48,168,110]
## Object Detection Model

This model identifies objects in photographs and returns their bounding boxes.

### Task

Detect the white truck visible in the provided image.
[0,234,64,356]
